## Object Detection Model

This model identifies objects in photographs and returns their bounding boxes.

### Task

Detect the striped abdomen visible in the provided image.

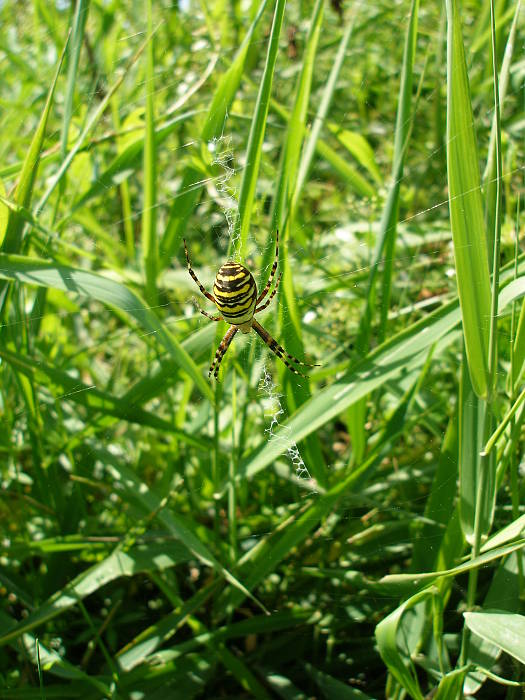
[213,262,257,326]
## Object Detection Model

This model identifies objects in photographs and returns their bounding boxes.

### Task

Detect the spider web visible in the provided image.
[258,365,314,484]
[207,128,241,259]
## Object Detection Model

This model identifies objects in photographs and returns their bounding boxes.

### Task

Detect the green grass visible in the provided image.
[0,0,524,698]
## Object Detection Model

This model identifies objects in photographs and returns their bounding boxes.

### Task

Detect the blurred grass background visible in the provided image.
[0,0,524,697]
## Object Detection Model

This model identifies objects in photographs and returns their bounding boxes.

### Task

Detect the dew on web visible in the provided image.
[258,365,316,488]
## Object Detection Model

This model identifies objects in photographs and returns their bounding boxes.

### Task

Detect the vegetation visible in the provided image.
[0,0,524,697]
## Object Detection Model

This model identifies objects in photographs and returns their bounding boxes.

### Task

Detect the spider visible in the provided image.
[183,231,318,379]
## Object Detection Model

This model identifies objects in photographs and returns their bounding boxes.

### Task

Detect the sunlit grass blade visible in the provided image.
[142,0,158,307]
[237,0,285,258]
[482,384,525,456]
[434,668,468,699]
[483,0,521,250]
[0,178,7,247]
[271,0,324,231]
[67,110,197,218]
[1,33,69,253]
[58,0,89,184]
[242,72,377,198]
[446,0,491,399]
[348,0,419,462]
[459,350,488,544]
[270,0,327,484]
[0,253,214,402]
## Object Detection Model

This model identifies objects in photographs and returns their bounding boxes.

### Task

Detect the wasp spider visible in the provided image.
[184,231,318,379]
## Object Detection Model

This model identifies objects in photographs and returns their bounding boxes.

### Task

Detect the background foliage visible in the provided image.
[0,0,524,697]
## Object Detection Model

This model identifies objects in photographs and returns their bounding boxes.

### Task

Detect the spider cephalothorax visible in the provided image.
[183,231,317,379]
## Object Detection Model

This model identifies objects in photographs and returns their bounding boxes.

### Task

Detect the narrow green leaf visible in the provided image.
[0,177,8,247]
[67,110,197,216]
[483,0,521,251]
[380,539,525,591]
[271,0,324,230]
[2,34,69,253]
[482,384,525,456]
[238,0,286,257]
[142,0,158,307]
[411,417,458,572]
[0,612,109,692]
[116,582,220,671]
[446,0,491,398]
[60,0,90,162]
[240,268,525,480]
[464,553,522,694]
[355,0,419,353]
[459,350,488,544]
[509,298,525,395]
[326,125,382,185]
[480,515,525,553]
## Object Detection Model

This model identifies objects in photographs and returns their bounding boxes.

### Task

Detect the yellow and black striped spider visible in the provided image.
[184,231,318,379]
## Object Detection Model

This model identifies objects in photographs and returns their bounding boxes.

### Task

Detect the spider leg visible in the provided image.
[255,272,282,314]
[256,229,279,305]
[191,299,222,321]
[184,238,216,304]
[199,308,222,321]
[209,326,238,379]
[252,320,320,377]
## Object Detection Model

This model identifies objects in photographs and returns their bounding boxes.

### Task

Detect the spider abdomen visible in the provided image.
[213,262,257,326]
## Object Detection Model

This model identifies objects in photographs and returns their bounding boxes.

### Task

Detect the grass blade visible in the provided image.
[238,0,286,258]
[1,33,69,253]
[446,0,491,398]
[142,0,158,307]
